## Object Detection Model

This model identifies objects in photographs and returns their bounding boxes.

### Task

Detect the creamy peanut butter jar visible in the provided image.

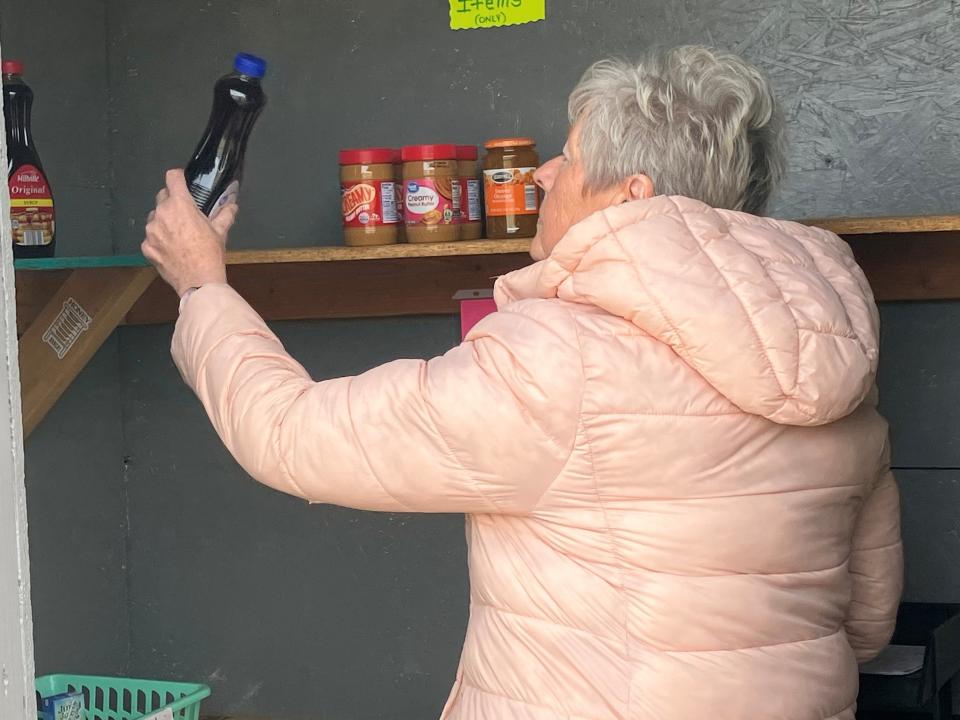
[401,144,461,244]
[340,148,399,246]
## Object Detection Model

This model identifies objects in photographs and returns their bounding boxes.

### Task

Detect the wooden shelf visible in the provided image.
[802,214,960,236]
[11,214,960,437]
[224,238,534,265]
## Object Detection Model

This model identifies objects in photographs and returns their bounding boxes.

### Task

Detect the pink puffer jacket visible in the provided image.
[173,195,903,720]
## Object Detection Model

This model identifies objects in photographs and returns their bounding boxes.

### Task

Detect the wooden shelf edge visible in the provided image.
[12,240,534,272]
[124,252,531,327]
[11,212,960,273]
[225,238,532,265]
[803,214,960,236]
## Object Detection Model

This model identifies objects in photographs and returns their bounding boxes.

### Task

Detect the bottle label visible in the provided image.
[461,178,481,222]
[341,180,399,228]
[9,164,54,246]
[403,177,460,227]
[208,180,239,220]
[483,167,539,217]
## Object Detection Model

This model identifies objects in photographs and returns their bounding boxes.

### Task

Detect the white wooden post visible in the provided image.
[0,35,36,719]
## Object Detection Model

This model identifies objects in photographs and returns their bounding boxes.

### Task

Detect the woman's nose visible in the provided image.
[534,157,561,192]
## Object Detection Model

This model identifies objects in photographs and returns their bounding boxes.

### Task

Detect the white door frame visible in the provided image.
[0,35,36,719]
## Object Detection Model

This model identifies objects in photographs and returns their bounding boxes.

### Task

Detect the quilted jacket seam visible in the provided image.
[458,678,608,720]
[622,556,851,579]
[571,314,635,718]
[798,326,859,340]
[475,307,573,455]
[524,303,589,513]
[582,410,742,418]
[417,362,504,514]
[585,481,864,502]
[473,599,627,653]
[850,540,902,554]
[273,385,315,501]
[661,627,843,654]
[209,337,314,502]
[342,376,417,512]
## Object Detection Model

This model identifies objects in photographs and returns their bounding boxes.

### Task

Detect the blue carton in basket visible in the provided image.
[39,690,84,720]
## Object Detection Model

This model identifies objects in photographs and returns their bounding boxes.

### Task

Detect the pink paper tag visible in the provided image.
[460,298,497,340]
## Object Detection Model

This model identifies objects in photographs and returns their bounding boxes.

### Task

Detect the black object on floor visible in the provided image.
[857,602,960,720]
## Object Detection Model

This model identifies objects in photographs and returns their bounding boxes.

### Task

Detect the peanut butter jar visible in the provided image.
[402,144,461,243]
[483,137,540,239]
[340,148,399,246]
[457,145,483,240]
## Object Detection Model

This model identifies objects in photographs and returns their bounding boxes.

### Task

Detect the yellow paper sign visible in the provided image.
[449,0,545,30]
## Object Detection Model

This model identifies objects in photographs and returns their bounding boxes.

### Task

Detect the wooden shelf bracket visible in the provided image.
[18,266,156,437]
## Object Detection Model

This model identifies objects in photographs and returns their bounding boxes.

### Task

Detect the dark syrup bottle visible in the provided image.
[185,52,267,218]
[3,60,55,258]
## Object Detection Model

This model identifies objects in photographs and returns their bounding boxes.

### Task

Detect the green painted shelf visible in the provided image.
[14,254,149,270]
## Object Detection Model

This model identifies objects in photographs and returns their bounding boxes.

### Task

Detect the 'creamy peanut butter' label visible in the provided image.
[403,178,461,227]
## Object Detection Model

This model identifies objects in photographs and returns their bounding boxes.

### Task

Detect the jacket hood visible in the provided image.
[495,196,879,426]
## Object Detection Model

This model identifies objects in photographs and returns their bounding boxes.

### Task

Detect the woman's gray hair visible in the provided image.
[568,46,786,215]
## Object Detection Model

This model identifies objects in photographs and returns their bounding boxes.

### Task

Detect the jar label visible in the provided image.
[461,178,482,222]
[341,180,399,228]
[9,163,54,246]
[403,178,460,227]
[483,167,539,217]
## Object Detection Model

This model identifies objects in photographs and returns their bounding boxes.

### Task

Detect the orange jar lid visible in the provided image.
[484,137,536,149]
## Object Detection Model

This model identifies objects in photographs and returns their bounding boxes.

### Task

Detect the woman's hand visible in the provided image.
[142,169,237,297]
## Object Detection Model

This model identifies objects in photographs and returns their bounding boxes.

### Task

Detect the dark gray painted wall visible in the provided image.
[120,318,468,718]
[25,338,128,677]
[879,303,960,604]
[0,0,128,678]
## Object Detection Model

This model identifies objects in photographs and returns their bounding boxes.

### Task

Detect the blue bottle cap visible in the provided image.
[234,52,267,79]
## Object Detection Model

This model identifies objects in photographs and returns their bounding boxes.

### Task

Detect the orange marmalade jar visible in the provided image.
[482,137,539,239]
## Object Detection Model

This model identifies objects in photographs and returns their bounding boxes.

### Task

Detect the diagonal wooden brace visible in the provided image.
[18,266,156,437]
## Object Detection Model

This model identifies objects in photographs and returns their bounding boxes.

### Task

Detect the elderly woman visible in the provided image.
[143,46,902,720]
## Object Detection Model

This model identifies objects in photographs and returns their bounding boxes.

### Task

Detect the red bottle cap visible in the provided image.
[456,145,479,161]
[2,60,24,75]
[401,144,458,162]
[339,148,397,165]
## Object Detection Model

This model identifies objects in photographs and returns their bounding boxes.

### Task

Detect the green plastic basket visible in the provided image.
[35,674,210,720]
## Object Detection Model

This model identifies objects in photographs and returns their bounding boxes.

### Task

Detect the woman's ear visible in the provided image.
[627,174,655,201]
[614,174,655,204]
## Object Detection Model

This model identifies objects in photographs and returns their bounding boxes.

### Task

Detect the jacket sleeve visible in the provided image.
[171,284,581,513]
[846,439,903,664]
